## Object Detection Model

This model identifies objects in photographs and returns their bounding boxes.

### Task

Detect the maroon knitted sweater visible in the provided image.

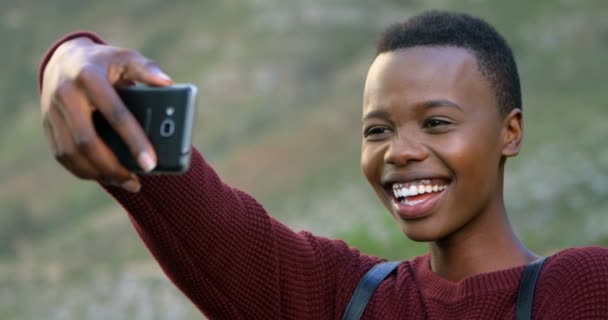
[40,33,608,319]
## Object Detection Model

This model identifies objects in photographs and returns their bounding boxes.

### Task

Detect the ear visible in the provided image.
[501,108,523,158]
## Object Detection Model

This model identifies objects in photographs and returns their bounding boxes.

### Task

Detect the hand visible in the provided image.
[40,37,173,192]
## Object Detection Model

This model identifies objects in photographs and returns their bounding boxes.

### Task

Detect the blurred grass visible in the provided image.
[1,0,607,319]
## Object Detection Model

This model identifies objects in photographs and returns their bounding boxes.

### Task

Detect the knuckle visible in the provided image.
[53,148,72,164]
[53,81,74,105]
[98,157,117,176]
[107,104,131,125]
[141,58,159,70]
[125,51,156,71]
[73,132,95,152]
[115,47,139,61]
[102,164,128,183]
[76,64,100,84]
[93,172,112,185]
[53,152,66,163]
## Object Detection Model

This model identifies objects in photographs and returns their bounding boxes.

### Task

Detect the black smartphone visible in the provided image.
[93,84,198,174]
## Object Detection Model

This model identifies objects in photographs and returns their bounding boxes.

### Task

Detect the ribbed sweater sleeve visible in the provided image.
[104,149,371,319]
[38,32,377,319]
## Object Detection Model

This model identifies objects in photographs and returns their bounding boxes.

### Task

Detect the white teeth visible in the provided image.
[417,185,425,194]
[391,181,448,200]
[408,185,418,196]
[405,187,413,197]
[401,198,425,206]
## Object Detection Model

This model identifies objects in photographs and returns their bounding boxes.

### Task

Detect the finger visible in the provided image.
[42,116,59,155]
[99,173,141,193]
[76,68,157,172]
[53,83,141,192]
[47,105,99,180]
[118,49,172,87]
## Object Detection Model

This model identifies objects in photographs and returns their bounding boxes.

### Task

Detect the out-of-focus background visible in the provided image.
[1,0,607,319]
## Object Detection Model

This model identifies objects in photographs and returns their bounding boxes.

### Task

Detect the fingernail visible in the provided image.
[138,152,156,172]
[152,68,172,82]
[121,180,141,193]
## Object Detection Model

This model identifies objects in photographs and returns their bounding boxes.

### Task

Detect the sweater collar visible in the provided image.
[410,254,526,302]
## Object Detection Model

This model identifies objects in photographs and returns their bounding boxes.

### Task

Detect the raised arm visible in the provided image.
[38,33,376,319]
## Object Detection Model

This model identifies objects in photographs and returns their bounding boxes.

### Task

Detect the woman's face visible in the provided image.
[361,46,519,242]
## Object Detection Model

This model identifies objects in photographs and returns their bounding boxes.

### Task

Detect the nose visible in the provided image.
[384,134,429,166]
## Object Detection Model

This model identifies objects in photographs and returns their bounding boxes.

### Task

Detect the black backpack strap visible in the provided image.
[341,261,400,320]
[515,256,548,320]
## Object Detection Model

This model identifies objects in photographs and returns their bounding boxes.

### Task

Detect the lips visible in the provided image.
[382,177,451,219]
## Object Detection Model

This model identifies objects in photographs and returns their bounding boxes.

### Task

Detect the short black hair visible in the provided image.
[376,11,521,115]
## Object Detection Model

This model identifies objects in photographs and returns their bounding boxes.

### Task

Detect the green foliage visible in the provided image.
[336,212,427,261]
[0,199,35,257]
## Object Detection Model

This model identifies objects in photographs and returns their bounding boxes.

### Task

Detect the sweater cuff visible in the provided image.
[38,31,106,93]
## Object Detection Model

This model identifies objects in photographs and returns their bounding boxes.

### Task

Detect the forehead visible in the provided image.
[363,46,496,114]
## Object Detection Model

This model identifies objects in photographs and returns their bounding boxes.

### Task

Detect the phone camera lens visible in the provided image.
[160,118,175,137]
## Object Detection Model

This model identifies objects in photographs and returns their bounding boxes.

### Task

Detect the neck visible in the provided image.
[428,197,537,282]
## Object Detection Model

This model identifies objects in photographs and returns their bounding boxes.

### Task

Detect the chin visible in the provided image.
[401,229,437,242]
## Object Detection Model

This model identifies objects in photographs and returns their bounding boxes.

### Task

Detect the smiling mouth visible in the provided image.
[392,179,448,204]
[384,179,450,219]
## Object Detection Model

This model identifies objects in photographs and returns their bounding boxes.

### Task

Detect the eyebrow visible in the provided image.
[419,99,463,111]
[362,99,463,121]
[362,109,391,122]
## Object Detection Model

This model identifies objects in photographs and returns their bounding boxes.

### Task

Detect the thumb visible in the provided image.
[122,53,173,87]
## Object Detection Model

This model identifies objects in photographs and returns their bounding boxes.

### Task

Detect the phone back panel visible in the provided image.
[93,85,197,173]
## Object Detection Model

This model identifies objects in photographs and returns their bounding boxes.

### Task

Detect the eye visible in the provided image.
[422,117,454,133]
[423,118,451,128]
[363,126,392,139]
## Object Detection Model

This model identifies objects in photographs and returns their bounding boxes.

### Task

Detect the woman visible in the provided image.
[39,11,608,319]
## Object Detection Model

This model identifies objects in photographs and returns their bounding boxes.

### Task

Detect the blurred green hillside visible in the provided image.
[1,0,607,319]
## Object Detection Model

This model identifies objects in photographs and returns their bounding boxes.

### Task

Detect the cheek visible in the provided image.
[360,147,370,180]
[445,124,502,173]
[361,143,392,205]
[360,144,380,183]
[442,126,503,207]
